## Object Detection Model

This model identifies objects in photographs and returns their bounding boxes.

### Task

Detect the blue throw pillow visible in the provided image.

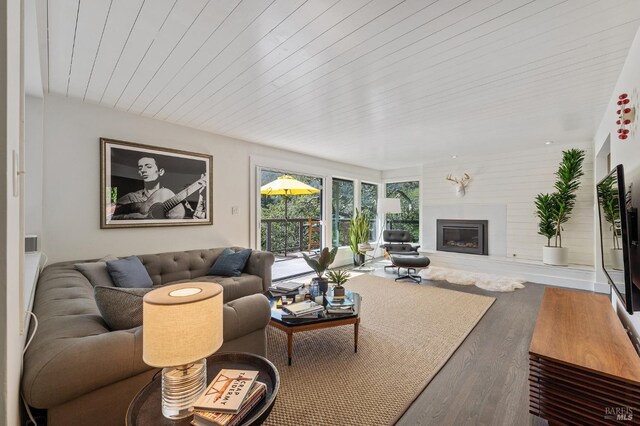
[106,256,153,288]
[208,248,252,277]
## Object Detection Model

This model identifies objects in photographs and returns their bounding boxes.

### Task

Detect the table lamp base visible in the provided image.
[161,359,207,419]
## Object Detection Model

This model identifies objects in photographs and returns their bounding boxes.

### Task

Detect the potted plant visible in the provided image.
[326,269,351,297]
[349,209,371,266]
[302,247,338,294]
[597,175,624,270]
[534,148,585,266]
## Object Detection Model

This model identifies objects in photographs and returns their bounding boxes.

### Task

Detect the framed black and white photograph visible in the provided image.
[100,138,212,228]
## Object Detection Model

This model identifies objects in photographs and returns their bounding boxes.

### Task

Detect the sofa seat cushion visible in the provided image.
[169,274,263,303]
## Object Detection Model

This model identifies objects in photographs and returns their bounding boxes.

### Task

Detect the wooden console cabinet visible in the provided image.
[529,288,640,425]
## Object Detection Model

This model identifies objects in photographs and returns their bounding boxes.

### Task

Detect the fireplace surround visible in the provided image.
[437,219,488,255]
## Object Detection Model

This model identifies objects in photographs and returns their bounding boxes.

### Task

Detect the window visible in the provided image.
[260,169,322,255]
[385,181,420,242]
[332,178,354,247]
[361,182,378,241]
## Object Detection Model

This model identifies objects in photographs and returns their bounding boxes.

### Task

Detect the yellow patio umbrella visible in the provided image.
[260,175,320,255]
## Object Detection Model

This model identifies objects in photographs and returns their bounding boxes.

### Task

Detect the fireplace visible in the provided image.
[436,219,488,255]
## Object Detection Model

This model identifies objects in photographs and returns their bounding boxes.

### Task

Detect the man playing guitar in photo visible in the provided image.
[112,156,205,220]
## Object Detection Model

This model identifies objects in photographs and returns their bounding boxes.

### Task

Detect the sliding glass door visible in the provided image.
[260,169,323,280]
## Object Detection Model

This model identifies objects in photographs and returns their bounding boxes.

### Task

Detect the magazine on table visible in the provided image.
[282,300,324,316]
[325,296,354,307]
[193,382,266,426]
[274,281,304,291]
[326,306,354,315]
[281,311,322,319]
[268,288,299,298]
[193,369,259,414]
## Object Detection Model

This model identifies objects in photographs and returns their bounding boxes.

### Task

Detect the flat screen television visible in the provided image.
[596,164,638,314]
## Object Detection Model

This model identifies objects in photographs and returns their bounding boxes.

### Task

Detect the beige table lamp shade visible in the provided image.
[143,282,223,368]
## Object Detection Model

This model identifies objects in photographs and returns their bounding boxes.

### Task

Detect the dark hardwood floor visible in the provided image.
[364,267,547,426]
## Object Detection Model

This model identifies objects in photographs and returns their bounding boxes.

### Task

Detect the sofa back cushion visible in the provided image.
[138,249,226,286]
[207,248,252,277]
[106,256,153,288]
[74,255,118,287]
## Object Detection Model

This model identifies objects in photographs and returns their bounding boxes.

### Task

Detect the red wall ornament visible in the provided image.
[616,93,635,140]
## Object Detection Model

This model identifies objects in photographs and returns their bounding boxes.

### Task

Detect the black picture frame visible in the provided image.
[100,138,213,229]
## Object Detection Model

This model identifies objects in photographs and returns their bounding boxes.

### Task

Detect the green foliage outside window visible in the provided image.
[385,181,420,242]
[361,182,378,239]
[260,170,322,253]
[332,178,354,247]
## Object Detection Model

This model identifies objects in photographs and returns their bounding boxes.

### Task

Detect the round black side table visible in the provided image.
[127,352,280,426]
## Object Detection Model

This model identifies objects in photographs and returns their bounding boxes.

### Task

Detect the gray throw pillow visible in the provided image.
[75,255,118,287]
[106,256,153,288]
[94,286,154,330]
[208,248,252,277]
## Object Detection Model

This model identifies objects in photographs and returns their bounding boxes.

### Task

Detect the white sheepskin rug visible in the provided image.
[419,266,525,292]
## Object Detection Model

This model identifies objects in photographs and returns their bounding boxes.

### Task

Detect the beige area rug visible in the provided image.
[264,274,495,426]
[419,266,526,292]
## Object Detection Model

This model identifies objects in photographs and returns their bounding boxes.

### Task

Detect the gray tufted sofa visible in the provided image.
[21,247,274,426]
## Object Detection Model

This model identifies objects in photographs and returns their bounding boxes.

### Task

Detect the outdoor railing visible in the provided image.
[261,218,419,255]
[261,218,323,255]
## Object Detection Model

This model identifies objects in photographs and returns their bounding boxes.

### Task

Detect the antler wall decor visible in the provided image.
[446,173,471,198]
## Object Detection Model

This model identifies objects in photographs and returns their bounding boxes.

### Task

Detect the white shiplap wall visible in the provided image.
[420,142,594,265]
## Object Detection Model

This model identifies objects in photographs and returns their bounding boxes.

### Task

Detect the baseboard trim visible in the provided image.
[420,250,603,292]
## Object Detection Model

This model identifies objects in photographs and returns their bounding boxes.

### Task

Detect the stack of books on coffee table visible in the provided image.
[281,300,324,318]
[325,296,355,315]
[268,281,303,298]
[192,369,266,426]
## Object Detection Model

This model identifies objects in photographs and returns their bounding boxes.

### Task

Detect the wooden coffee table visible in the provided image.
[269,292,361,365]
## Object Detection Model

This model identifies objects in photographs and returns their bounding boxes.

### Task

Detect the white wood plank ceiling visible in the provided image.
[43,0,640,170]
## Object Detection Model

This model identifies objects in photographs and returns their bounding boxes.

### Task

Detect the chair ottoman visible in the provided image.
[390,254,431,283]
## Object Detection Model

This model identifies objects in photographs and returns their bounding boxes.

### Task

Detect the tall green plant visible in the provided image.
[597,175,622,249]
[535,193,557,246]
[348,209,371,254]
[534,148,586,248]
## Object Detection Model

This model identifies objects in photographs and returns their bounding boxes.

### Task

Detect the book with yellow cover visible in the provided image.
[192,382,266,426]
[193,369,259,414]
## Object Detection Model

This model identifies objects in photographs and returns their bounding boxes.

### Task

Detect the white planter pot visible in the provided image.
[609,248,625,270]
[542,246,569,266]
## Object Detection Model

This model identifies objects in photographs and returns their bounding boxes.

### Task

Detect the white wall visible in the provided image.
[594,27,640,339]
[40,95,380,263]
[386,142,595,265]
[1,0,24,424]
[25,94,42,240]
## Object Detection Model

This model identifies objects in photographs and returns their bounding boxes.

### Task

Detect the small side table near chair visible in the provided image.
[127,352,279,426]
